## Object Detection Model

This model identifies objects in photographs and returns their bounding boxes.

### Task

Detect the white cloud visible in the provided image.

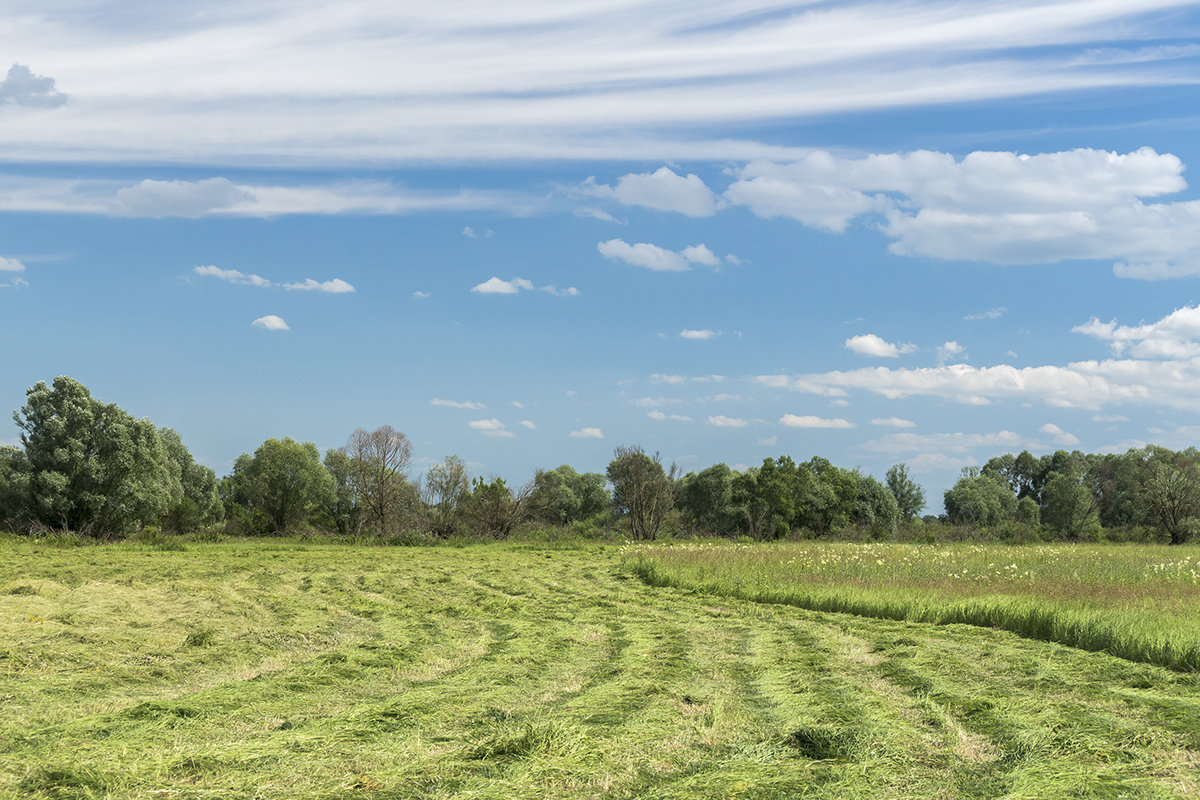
[574,207,625,224]
[1039,422,1081,446]
[583,168,718,217]
[679,244,720,267]
[708,415,748,427]
[569,427,604,439]
[431,398,486,410]
[680,329,720,341]
[725,147,1200,278]
[1093,413,1129,423]
[284,278,356,293]
[633,396,683,408]
[462,226,477,238]
[0,257,25,272]
[114,178,253,218]
[780,414,855,429]
[519,420,536,429]
[845,333,917,358]
[597,239,689,272]
[1073,305,1200,358]
[864,430,1034,454]
[470,276,576,296]
[650,373,686,385]
[469,418,515,438]
[937,341,967,363]
[471,276,534,295]
[0,64,67,108]
[648,411,692,422]
[964,307,1006,320]
[871,417,916,428]
[195,265,272,288]
[412,290,431,299]
[252,315,289,331]
[757,435,778,446]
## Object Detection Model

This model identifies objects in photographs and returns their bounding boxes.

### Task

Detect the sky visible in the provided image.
[4,0,1200,512]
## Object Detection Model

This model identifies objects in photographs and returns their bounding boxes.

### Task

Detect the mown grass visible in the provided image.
[0,539,1198,798]
[626,541,1200,671]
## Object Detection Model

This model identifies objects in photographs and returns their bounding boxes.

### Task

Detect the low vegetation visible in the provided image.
[627,541,1200,671]
[2,540,1199,799]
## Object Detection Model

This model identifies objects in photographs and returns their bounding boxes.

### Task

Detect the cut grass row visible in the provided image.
[625,541,1200,672]
[1,540,1199,798]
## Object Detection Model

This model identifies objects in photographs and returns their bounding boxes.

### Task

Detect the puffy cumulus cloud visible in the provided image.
[113,178,254,218]
[679,244,720,267]
[519,420,536,429]
[649,411,692,422]
[569,427,604,439]
[252,315,289,331]
[284,278,356,293]
[469,418,515,438]
[1040,423,1081,446]
[871,417,916,428]
[582,168,718,217]
[937,341,967,363]
[680,329,720,341]
[430,398,486,410]
[725,148,1200,278]
[195,265,272,287]
[470,276,578,296]
[707,415,748,427]
[597,239,725,272]
[760,349,1200,411]
[780,414,855,429]
[196,265,354,293]
[845,333,917,358]
[0,257,25,272]
[1074,305,1200,358]
[0,64,67,108]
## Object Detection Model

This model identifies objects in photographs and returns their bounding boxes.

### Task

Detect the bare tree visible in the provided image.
[606,445,679,540]
[344,425,414,534]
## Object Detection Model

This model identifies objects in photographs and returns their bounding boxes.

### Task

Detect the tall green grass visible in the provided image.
[626,541,1200,671]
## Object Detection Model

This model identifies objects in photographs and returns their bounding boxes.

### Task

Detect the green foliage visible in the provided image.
[422,455,470,537]
[12,376,176,537]
[885,462,925,519]
[678,462,738,535]
[158,426,223,532]
[944,467,1018,527]
[528,464,608,525]
[851,471,899,538]
[606,445,677,540]
[222,437,334,534]
[464,476,530,538]
[1041,468,1101,541]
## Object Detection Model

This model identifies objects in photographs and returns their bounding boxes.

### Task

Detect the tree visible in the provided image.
[158,427,222,532]
[679,463,737,535]
[0,445,30,529]
[1144,461,1200,545]
[423,455,470,536]
[529,465,608,525]
[224,437,333,533]
[323,448,364,535]
[885,462,925,520]
[13,376,175,536]
[853,472,900,537]
[465,476,532,538]
[606,445,678,540]
[1041,470,1100,540]
[944,468,1017,527]
[343,425,414,534]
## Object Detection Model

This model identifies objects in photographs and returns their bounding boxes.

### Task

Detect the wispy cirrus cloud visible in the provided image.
[470,276,579,296]
[195,265,354,293]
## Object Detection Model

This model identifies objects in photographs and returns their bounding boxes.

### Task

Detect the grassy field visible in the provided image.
[627,541,1200,672]
[0,539,1198,799]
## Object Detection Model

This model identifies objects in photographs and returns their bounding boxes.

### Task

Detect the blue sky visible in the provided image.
[4,1,1200,510]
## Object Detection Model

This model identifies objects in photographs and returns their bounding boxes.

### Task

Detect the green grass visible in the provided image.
[625,541,1200,670]
[0,539,1198,798]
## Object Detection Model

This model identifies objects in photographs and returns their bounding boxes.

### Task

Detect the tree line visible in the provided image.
[1,377,1197,543]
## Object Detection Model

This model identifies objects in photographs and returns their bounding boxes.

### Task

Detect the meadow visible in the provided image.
[0,538,1198,799]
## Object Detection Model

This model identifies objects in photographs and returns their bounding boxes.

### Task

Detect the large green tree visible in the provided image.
[224,437,333,534]
[885,462,925,520]
[528,465,608,525]
[12,376,176,536]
